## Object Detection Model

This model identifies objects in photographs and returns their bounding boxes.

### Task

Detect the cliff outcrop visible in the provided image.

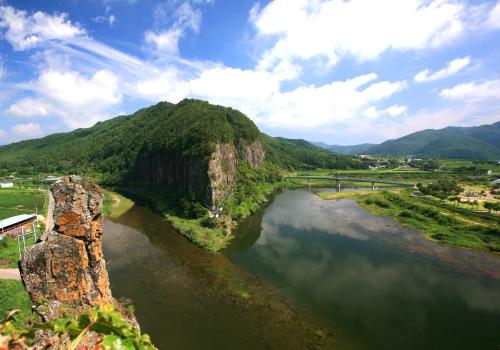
[20,176,112,320]
[139,138,265,208]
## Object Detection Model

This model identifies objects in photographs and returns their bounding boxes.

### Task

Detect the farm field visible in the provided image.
[0,188,47,220]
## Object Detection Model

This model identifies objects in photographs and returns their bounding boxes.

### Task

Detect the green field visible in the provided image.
[0,236,36,268]
[0,188,47,220]
[0,280,33,327]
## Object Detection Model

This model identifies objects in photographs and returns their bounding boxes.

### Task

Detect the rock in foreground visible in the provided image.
[20,176,111,319]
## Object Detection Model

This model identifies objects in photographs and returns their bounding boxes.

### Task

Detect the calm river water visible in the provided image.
[103,188,500,350]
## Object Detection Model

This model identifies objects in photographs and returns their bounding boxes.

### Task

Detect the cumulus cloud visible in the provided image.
[11,122,43,137]
[145,2,201,54]
[0,5,84,50]
[0,129,5,138]
[414,56,471,82]
[252,0,468,71]
[363,104,407,119]
[7,97,50,118]
[440,79,500,101]
[6,69,122,128]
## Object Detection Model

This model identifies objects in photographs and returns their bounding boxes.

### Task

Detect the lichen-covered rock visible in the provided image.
[20,176,111,319]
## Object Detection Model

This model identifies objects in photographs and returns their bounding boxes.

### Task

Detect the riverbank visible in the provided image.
[317,189,500,253]
[103,190,135,219]
[111,179,285,252]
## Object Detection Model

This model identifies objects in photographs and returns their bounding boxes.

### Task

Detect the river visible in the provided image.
[103,188,500,350]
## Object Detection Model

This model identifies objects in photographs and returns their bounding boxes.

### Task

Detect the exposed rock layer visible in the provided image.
[20,176,111,318]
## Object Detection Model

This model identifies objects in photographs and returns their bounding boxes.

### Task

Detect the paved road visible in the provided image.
[45,189,54,231]
[0,268,21,280]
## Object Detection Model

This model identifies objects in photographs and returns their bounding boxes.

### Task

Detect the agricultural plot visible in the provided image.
[0,188,47,220]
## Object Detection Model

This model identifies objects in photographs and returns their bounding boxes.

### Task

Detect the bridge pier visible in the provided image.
[371,182,375,191]
[336,179,341,191]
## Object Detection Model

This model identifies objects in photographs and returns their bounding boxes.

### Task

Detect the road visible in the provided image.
[45,189,54,232]
[0,268,20,280]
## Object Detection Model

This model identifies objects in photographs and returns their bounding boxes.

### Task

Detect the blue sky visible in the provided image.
[0,0,500,146]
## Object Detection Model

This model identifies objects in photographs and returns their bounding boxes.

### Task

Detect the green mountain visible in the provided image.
[311,141,376,155]
[367,122,500,159]
[0,99,366,207]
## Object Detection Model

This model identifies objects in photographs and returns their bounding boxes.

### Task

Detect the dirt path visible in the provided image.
[0,268,20,280]
[438,211,487,226]
[111,193,122,208]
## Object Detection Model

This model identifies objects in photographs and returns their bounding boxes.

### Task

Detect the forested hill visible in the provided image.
[367,121,500,160]
[310,141,376,155]
[0,99,367,182]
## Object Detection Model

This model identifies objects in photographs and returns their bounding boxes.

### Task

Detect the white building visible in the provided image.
[0,182,14,188]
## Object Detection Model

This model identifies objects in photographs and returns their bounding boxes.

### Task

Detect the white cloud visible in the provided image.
[91,14,116,26]
[0,129,4,138]
[6,69,122,128]
[252,0,468,71]
[246,74,406,128]
[11,122,43,137]
[414,56,470,82]
[488,1,500,29]
[145,29,182,54]
[385,105,408,117]
[190,67,280,100]
[363,104,407,119]
[363,106,380,119]
[131,68,190,102]
[440,79,500,102]
[6,97,50,118]
[0,5,84,50]
[145,2,201,54]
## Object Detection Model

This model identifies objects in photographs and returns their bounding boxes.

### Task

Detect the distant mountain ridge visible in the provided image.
[367,121,500,159]
[311,142,376,155]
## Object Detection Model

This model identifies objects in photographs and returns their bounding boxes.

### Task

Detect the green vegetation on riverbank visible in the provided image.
[318,189,500,252]
[119,164,284,252]
[103,190,135,219]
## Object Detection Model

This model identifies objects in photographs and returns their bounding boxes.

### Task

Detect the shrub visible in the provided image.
[398,210,415,218]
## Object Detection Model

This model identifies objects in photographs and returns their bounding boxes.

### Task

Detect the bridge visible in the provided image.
[283,175,416,191]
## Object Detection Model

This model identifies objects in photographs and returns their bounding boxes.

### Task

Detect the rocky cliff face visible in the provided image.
[20,176,112,320]
[239,139,265,169]
[139,138,265,207]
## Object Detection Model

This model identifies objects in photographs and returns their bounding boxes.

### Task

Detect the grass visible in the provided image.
[166,215,231,252]
[0,280,34,327]
[316,190,375,200]
[317,189,500,253]
[0,188,47,220]
[103,190,135,219]
[0,236,36,268]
